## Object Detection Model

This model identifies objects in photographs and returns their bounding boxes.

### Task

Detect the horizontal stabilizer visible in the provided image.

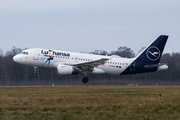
[144,63,167,68]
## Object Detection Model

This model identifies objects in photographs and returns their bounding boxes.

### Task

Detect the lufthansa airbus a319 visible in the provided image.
[13,35,169,83]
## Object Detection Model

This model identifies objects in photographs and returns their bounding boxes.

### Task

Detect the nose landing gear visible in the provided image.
[33,66,38,77]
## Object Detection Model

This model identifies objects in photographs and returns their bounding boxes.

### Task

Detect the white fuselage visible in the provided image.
[13,48,135,75]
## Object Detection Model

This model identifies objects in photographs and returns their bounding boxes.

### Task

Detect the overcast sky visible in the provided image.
[0,0,180,55]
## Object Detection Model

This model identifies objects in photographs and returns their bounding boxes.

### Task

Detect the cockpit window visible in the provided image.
[22,52,28,55]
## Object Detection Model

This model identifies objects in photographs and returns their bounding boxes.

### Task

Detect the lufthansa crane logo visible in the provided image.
[146,46,161,61]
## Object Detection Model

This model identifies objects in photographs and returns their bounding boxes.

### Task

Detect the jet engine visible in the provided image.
[57,64,79,76]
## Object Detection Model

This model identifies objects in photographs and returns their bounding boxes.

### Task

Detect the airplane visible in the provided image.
[13,35,169,83]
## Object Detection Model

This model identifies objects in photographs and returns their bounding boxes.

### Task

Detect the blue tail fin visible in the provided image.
[121,35,168,75]
[136,35,168,64]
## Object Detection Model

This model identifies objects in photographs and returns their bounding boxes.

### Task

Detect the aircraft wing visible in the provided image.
[66,58,109,71]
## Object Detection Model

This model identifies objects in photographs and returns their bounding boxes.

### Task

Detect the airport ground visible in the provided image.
[0,85,180,120]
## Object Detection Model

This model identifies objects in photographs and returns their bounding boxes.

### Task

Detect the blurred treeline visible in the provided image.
[0,46,180,86]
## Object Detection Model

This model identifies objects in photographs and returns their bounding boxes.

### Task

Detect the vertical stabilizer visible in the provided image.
[121,35,168,75]
[136,35,168,64]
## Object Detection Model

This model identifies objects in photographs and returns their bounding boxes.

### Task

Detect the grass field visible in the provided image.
[0,86,180,120]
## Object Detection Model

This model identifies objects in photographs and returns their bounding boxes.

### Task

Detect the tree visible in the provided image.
[111,46,135,58]
[0,46,180,85]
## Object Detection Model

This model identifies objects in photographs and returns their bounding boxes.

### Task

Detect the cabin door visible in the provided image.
[129,61,135,71]
[34,50,40,60]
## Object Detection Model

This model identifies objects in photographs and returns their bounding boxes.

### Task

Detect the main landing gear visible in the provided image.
[82,72,89,84]
[82,77,89,83]
[33,66,38,77]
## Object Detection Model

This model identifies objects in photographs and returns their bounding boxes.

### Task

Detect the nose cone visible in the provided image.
[13,55,19,63]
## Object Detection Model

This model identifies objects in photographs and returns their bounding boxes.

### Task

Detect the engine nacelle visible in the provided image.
[57,64,79,76]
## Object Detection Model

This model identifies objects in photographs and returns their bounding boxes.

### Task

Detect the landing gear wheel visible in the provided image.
[32,66,38,77]
[82,77,89,83]
[33,73,37,77]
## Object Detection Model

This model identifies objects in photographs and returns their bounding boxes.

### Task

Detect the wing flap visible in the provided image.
[67,58,109,70]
